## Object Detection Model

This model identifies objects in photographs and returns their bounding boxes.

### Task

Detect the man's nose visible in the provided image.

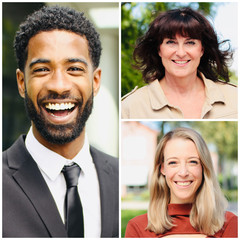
[45,69,72,95]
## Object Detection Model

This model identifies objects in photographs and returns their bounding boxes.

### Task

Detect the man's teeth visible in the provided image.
[176,181,192,186]
[45,103,75,111]
[174,60,189,64]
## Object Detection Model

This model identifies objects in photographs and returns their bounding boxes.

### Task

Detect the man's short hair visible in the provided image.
[14,5,102,71]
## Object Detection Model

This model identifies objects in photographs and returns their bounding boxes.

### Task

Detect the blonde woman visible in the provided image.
[125,128,237,237]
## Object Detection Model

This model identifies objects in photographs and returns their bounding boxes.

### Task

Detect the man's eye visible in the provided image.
[68,67,84,71]
[33,68,49,73]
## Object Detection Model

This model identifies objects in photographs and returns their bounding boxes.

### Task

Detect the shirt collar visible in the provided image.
[148,79,169,110]
[25,127,92,181]
[199,72,225,104]
[148,73,226,110]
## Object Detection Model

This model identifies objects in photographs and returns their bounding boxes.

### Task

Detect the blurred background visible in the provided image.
[121,121,238,237]
[121,2,238,96]
[3,2,119,157]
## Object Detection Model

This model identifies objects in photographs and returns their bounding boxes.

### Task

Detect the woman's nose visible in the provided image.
[176,44,187,58]
[178,164,189,177]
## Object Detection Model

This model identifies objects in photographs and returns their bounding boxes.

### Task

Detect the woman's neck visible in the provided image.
[161,73,202,95]
[159,72,206,118]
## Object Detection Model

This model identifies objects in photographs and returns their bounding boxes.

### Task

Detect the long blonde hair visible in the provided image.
[147,127,228,235]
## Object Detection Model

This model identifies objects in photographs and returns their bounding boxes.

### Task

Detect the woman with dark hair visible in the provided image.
[125,128,238,237]
[121,8,237,119]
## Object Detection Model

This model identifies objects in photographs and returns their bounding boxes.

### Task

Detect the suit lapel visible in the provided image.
[90,147,117,237]
[9,136,67,237]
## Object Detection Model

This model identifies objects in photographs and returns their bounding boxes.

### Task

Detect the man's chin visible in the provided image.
[24,89,93,145]
[37,123,84,145]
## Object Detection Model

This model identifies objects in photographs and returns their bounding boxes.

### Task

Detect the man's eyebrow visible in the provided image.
[29,59,50,68]
[67,58,88,66]
[29,58,88,69]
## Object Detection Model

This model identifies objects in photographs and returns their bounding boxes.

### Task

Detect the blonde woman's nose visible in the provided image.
[177,163,189,177]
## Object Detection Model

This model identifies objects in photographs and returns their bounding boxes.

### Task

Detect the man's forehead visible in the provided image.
[26,30,91,65]
[28,29,88,46]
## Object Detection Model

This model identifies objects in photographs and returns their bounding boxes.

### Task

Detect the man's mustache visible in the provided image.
[37,92,83,106]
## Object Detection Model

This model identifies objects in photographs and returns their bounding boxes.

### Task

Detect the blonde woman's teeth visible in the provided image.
[176,181,192,186]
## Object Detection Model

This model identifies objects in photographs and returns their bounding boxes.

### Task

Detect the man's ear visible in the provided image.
[92,67,101,96]
[16,69,25,98]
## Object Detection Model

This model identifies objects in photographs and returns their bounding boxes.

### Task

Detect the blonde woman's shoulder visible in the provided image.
[125,213,149,238]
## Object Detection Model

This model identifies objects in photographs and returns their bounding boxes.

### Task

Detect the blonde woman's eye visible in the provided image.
[190,160,198,164]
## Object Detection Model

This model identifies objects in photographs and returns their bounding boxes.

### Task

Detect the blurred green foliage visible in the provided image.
[3,3,45,150]
[222,189,238,202]
[122,189,150,202]
[121,2,238,96]
[155,121,237,163]
[121,209,147,237]
[190,121,238,162]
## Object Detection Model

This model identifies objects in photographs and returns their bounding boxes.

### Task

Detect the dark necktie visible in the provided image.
[62,164,84,237]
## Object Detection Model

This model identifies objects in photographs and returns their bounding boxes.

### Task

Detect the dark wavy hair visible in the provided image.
[133,7,233,83]
[14,5,102,71]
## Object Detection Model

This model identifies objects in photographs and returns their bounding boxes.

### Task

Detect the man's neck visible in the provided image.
[32,125,85,159]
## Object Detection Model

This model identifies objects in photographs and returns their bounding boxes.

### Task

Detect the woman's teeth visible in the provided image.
[173,60,189,64]
[176,181,192,186]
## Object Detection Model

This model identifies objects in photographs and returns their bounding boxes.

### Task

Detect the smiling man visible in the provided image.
[3,5,119,238]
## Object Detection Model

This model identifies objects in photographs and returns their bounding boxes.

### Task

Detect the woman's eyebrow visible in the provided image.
[166,157,178,161]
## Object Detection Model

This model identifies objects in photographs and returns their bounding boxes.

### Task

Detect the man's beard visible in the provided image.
[24,90,93,145]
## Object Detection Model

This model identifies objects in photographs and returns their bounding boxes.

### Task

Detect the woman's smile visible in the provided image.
[159,35,203,79]
[174,181,193,187]
[161,137,203,204]
[172,59,191,66]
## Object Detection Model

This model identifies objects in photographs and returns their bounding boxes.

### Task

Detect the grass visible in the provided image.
[121,209,147,237]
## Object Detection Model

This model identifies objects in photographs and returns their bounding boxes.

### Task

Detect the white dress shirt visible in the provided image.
[25,127,101,237]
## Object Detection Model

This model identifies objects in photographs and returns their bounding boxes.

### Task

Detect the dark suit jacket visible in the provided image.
[3,135,119,237]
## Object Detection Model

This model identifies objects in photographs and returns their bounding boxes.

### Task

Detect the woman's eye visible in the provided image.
[168,161,177,165]
[166,40,176,44]
[189,159,199,165]
[186,41,196,45]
